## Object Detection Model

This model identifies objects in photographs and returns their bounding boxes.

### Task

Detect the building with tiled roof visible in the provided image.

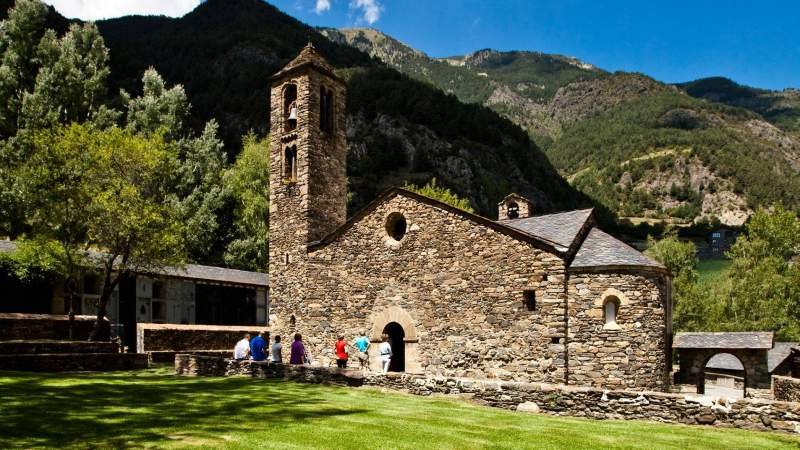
[266,46,673,392]
[0,240,268,349]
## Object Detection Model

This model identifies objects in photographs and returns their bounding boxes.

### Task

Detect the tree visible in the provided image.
[0,0,49,138]
[18,123,185,340]
[723,206,800,339]
[645,234,709,332]
[123,68,230,266]
[223,134,269,271]
[403,177,475,213]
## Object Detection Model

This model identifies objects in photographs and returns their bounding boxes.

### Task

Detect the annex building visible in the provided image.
[267,44,673,391]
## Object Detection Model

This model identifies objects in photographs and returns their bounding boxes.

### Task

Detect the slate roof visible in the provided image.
[673,332,774,350]
[705,353,745,371]
[271,42,342,82]
[570,228,665,270]
[0,240,267,287]
[703,342,798,373]
[768,342,799,373]
[499,208,593,252]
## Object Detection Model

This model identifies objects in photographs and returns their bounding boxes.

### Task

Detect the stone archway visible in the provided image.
[370,306,420,373]
[700,352,747,399]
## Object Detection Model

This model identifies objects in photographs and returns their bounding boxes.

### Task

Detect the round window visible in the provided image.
[385,212,407,242]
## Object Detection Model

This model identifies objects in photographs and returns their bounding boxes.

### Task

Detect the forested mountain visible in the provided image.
[1,0,587,218]
[324,28,800,226]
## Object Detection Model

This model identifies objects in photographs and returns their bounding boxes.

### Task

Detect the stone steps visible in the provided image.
[0,341,119,355]
[0,353,149,372]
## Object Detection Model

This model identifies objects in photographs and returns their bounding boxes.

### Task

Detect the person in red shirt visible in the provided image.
[335,335,348,368]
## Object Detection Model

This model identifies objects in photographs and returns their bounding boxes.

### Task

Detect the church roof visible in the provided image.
[309,188,565,255]
[570,228,665,271]
[270,42,343,83]
[673,332,774,350]
[499,208,593,252]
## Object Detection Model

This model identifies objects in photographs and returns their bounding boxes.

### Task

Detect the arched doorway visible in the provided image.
[382,322,405,372]
[700,352,746,399]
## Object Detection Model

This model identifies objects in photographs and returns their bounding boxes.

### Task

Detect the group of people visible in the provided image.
[233,331,310,364]
[234,331,396,373]
[334,332,394,373]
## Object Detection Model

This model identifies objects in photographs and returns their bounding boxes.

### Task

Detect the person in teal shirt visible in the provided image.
[353,332,370,370]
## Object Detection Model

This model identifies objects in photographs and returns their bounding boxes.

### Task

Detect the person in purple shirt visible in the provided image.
[250,331,268,361]
[290,333,306,364]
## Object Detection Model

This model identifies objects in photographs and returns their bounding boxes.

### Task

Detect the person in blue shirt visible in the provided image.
[250,331,268,361]
[353,331,370,370]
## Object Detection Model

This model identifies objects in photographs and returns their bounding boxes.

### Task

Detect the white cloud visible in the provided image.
[350,0,382,24]
[43,0,202,21]
[315,0,331,14]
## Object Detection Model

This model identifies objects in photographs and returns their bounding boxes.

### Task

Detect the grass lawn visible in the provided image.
[697,258,732,288]
[1,368,798,449]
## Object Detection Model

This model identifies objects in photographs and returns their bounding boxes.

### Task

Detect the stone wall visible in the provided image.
[0,313,98,341]
[567,271,670,390]
[274,193,570,383]
[177,357,800,434]
[136,323,265,353]
[774,376,800,402]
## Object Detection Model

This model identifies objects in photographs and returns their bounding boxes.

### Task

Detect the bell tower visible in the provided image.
[268,43,347,331]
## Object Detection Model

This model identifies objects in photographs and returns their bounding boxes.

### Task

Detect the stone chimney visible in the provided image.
[498,193,533,220]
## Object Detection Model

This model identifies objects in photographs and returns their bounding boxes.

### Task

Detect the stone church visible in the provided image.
[268,44,673,391]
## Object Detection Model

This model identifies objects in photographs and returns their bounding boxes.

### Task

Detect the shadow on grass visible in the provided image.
[0,369,367,448]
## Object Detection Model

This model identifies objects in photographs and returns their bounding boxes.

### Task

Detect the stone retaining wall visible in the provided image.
[175,355,800,434]
[774,376,800,402]
[136,323,266,354]
[0,313,98,341]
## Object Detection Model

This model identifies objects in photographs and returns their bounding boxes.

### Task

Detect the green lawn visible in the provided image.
[0,368,797,449]
[697,258,732,288]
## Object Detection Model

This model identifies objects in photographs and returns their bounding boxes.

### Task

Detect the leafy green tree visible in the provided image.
[123,68,229,266]
[403,177,475,213]
[723,206,800,339]
[122,68,189,141]
[223,134,269,271]
[645,234,711,332]
[0,0,49,138]
[17,124,185,340]
[20,23,114,133]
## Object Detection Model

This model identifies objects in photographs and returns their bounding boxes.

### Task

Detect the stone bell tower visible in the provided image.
[268,43,347,332]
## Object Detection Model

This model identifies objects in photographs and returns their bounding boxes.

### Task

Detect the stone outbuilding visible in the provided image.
[673,332,779,395]
[267,45,673,391]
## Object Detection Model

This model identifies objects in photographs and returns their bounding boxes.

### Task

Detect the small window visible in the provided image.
[385,212,407,242]
[82,274,99,295]
[283,145,297,182]
[551,337,561,344]
[152,300,166,322]
[290,315,296,327]
[320,86,334,133]
[603,296,621,330]
[523,290,536,311]
[507,202,519,219]
[152,281,164,299]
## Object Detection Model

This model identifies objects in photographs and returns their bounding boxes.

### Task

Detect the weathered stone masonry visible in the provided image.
[305,194,568,383]
[266,45,672,391]
[177,356,800,435]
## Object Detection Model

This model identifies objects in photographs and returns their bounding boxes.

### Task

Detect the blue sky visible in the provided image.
[45,0,800,90]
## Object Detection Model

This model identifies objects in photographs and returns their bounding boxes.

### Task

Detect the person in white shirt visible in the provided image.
[379,334,393,373]
[271,335,283,364]
[234,334,251,360]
